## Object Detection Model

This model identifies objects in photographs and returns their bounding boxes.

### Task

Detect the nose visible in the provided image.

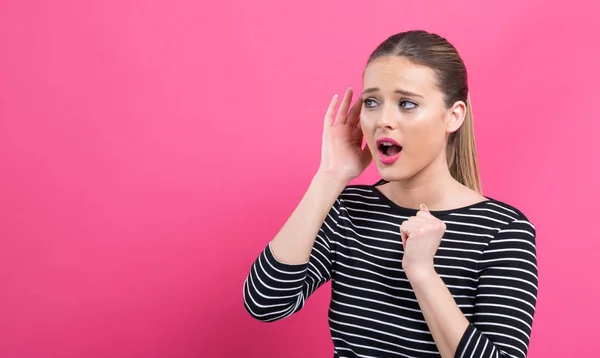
[376,106,398,130]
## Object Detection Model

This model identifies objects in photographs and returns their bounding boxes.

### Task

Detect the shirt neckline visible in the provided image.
[369,181,495,218]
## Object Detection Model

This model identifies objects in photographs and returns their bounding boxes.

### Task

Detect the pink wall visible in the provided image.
[1,1,598,357]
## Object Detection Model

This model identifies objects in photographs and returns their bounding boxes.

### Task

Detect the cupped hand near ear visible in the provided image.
[318,88,372,183]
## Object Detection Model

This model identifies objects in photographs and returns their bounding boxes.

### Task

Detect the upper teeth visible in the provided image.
[382,143,394,146]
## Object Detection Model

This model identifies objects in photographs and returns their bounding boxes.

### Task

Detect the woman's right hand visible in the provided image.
[317,88,372,183]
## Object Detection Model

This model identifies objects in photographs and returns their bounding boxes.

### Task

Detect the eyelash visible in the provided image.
[363,98,418,112]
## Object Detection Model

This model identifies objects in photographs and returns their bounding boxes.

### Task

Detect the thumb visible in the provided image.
[419,203,430,214]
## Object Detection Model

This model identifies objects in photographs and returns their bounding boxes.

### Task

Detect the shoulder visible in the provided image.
[327,182,387,215]
[482,197,534,226]
[486,198,530,219]
[447,195,537,247]
[339,179,387,198]
[336,183,380,202]
[478,204,538,279]
[483,197,537,246]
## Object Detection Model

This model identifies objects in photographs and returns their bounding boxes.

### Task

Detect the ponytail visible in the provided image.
[447,94,482,194]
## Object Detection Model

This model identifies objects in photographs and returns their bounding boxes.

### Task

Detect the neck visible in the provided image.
[384,155,461,211]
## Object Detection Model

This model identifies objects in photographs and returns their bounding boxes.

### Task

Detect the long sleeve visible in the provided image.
[243,199,341,322]
[455,218,538,358]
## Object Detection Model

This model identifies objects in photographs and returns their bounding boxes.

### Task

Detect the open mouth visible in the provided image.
[377,139,402,157]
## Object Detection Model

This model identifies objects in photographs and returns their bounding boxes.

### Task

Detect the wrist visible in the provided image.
[405,265,438,286]
[313,171,350,191]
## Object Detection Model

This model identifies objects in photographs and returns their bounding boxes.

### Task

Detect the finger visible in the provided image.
[403,217,429,236]
[416,204,434,218]
[401,222,417,237]
[324,94,339,129]
[334,88,353,125]
[400,227,409,247]
[346,97,363,127]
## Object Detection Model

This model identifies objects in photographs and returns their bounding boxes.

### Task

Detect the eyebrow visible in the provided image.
[361,87,424,99]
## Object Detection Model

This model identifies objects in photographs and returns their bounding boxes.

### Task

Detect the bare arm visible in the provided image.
[266,88,370,263]
[242,177,344,322]
[269,173,347,264]
[243,88,372,321]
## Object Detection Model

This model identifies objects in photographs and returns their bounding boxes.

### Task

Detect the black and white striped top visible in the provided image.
[243,182,538,358]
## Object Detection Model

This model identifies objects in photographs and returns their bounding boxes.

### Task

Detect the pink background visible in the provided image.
[1,1,598,357]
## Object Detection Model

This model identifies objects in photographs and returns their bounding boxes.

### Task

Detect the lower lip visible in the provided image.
[379,151,401,165]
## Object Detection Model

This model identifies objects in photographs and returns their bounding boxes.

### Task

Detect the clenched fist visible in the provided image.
[400,204,446,280]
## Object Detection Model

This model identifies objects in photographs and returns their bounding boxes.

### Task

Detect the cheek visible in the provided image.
[427,118,449,148]
[404,118,446,154]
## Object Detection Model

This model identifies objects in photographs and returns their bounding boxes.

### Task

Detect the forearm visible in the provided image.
[408,269,469,358]
[269,172,346,264]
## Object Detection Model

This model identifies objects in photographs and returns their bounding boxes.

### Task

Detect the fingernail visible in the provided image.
[420,204,427,210]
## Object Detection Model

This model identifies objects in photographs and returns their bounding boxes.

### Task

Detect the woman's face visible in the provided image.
[360,55,465,182]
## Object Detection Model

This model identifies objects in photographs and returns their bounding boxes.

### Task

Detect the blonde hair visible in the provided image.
[446,94,482,194]
[367,30,482,194]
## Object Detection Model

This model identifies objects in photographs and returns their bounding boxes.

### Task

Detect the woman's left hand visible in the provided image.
[400,204,446,281]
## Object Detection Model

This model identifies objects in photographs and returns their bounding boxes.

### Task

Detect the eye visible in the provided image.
[363,98,378,109]
[399,100,418,111]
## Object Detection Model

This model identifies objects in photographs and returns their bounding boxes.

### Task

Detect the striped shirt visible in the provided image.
[243,182,538,358]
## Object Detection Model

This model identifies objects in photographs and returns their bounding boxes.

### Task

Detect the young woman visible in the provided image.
[243,30,538,358]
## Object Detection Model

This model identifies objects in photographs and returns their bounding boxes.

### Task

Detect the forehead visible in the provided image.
[363,56,438,94]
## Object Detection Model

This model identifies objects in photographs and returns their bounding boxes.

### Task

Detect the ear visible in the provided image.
[445,100,467,134]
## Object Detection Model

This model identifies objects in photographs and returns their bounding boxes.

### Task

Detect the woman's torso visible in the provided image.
[328,184,519,358]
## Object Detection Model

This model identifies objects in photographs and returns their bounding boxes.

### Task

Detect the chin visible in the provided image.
[375,164,413,182]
